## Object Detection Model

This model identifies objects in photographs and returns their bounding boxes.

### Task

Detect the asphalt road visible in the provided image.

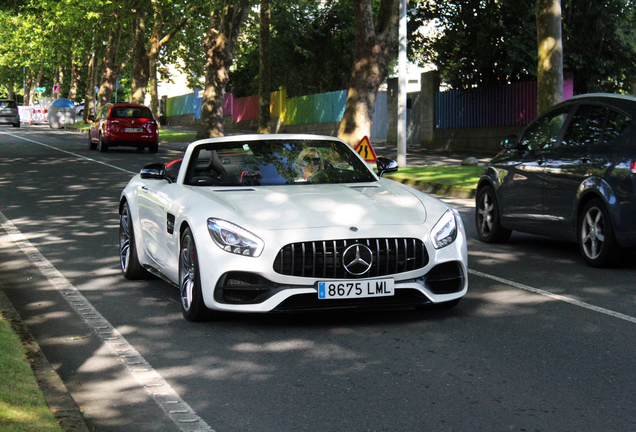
[1,125,636,432]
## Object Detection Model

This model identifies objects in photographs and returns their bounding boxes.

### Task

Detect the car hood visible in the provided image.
[191,180,430,230]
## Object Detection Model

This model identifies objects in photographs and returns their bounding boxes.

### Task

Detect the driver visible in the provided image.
[296,147,324,180]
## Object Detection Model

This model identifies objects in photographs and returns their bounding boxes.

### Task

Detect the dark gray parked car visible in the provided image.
[0,99,20,127]
[475,93,636,267]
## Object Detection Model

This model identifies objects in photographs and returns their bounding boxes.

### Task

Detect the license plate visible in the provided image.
[318,279,394,299]
[125,127,143,133]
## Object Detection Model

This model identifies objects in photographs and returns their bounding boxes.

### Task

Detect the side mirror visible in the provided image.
[501,135,518,150]
[140,163,169,181]
[376,157,398,178]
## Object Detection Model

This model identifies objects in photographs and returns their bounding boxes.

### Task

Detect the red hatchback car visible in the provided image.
[88,103,159,153]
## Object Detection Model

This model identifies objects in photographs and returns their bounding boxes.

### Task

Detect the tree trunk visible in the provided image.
[52,66,60,99]
[83,52,96,122]
[8,83,15,101]
[97,25,123,110]
[338,0,399,148]
[536,0,563,115]
[24,71,32,106]
[30,66,44,104]
[68,52,81,102]
[131,2,197,112]
[149,49,160,118]
[258,0,271,134]
[197,0,250,139]
[131,7,150,104]
[59,66,66,98]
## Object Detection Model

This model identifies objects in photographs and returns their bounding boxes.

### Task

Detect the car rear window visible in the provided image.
[0,101,17,109]
[110,107,153,119]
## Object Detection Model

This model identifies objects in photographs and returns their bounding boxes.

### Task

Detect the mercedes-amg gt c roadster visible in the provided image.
[119,134,467,321]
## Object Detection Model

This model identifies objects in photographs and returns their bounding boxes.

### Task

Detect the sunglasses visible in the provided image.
[302,156,322,166]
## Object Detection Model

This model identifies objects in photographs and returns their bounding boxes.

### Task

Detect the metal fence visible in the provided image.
[164,77,573,140]
[436,77,574,129]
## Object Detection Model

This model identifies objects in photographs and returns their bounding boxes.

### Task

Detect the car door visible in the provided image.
[137,180,180,275]
[90,105,108,142]
[542,104,608,236]
[498,106,571,232]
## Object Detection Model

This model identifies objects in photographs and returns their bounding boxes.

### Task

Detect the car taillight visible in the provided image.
[632,160,636,174]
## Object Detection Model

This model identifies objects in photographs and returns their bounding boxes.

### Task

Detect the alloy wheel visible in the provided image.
[179,235,196,312]
[477,191,495,236]
[581,205,605,260]
[119,207,132,273]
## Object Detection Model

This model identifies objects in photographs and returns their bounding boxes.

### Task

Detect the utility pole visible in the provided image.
[397,0,407,167]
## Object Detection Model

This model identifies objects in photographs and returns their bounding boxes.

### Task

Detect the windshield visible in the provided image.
[184,139,377,186]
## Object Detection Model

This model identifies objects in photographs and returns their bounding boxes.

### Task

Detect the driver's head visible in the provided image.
[297,147,324,179]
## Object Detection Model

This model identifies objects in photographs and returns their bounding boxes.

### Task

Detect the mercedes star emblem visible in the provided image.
[342,244,374,276]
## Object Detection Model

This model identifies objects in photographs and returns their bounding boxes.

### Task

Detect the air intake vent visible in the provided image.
[273,238,429,279]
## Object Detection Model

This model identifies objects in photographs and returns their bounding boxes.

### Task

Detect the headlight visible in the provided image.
[207,218,264,257]
[431,209,458,249]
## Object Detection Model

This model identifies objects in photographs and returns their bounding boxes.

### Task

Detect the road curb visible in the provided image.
[0,290,90,432]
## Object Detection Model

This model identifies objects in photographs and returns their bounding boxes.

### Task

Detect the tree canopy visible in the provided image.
[410,0,636,94]
[1,0,634,128]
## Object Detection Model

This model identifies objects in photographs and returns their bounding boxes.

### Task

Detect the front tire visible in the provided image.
[179,228,214,321]
[119,202,149,279]
[579,199,621,268]
[475,185,512,243]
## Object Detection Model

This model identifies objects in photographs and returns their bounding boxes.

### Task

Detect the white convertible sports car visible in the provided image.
[119,134,468,321]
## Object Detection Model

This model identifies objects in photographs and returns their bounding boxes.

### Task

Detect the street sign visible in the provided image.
[354,136,377,162]
[53,85,59,93]
[34,86,46,92]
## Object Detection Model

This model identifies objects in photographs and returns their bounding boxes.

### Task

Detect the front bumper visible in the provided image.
[213,260,466,312]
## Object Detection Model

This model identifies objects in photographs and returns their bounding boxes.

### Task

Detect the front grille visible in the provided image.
[273,238,429,279]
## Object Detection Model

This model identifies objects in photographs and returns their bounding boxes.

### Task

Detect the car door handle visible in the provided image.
[580,155,591,164]
[537,157,546,165]
[141,186,149,193]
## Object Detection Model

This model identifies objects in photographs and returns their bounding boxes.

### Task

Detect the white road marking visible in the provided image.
[469,269,636,325]
[0,213,214,432]
[0,130,136,174]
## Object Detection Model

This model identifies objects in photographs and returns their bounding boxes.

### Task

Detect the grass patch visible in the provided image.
[384,165,482,197]
[0,315,63,432]
[158,129,196,143]
[385,165,482,188]
[65,122,89,131]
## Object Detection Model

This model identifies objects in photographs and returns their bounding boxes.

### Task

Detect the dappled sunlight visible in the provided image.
[233,339,314,353]
[470,249,522,264]
[468,291,553,318]
[326,203,367,225]
[23,310,75,324]
[479,288,552,306]
[24,300,57,310]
